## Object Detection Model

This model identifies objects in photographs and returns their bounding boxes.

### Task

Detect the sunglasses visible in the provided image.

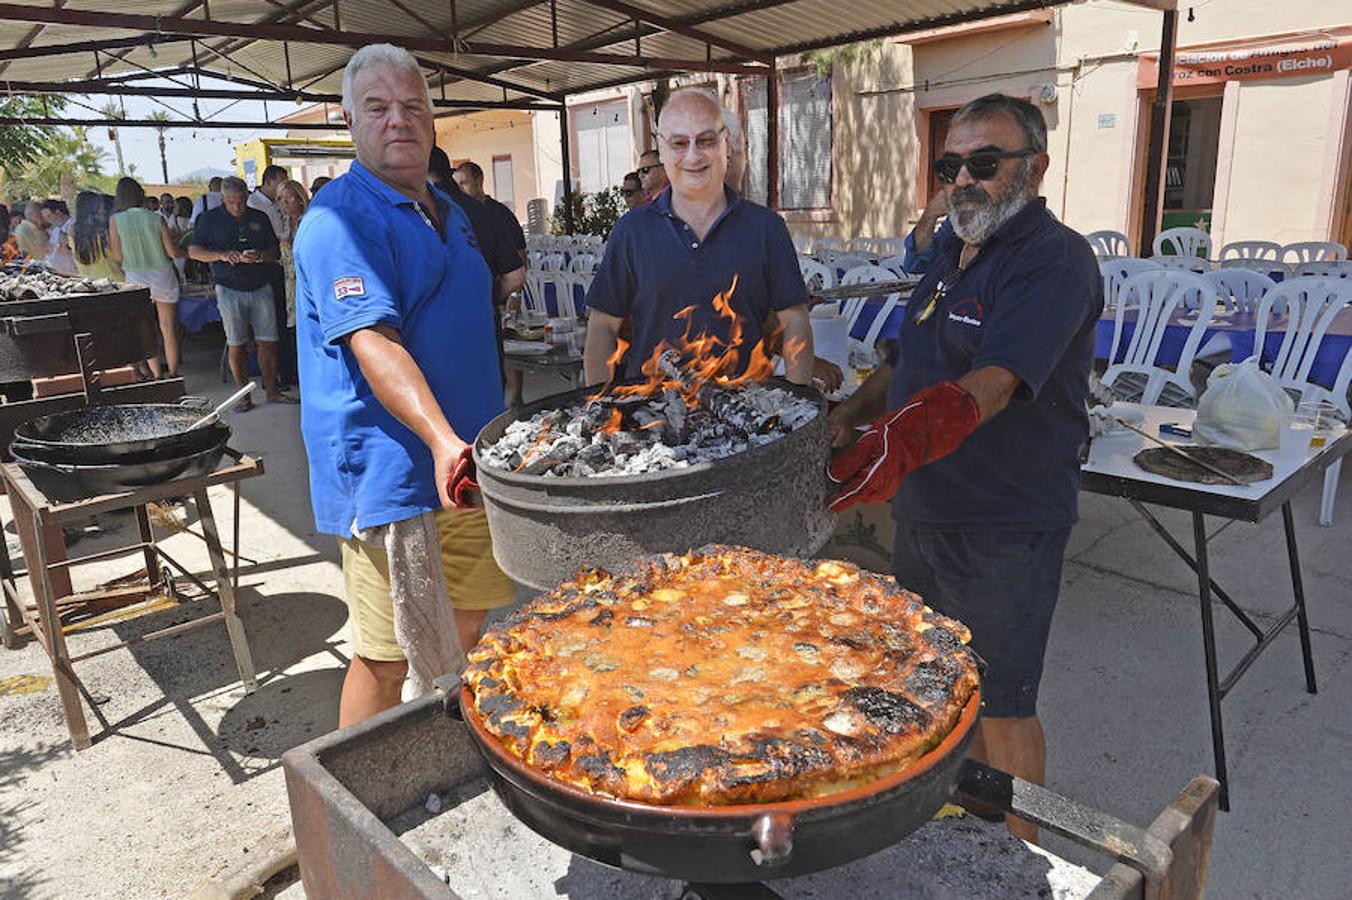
[934,147,1036,184]
[912,266,964,325]
[620,188,640,197]
[636,163,662,176]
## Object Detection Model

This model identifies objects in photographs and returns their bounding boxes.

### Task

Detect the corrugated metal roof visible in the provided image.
[0,0,1146,119]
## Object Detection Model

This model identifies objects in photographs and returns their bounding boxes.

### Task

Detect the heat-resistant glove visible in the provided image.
[827,380,980,512]
[448,445,482,509]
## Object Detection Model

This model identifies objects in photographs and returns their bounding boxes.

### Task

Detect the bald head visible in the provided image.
[655,90,729,204]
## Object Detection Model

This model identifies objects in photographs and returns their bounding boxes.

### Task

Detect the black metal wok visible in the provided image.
[10,421,229,466]
[10,441,228,502]
[457,683,981,883]
[13,400,220,460]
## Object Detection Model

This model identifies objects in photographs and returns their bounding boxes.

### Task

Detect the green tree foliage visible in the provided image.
[0,94,65,171]
[6,126,107,200]
[549,186,626,239]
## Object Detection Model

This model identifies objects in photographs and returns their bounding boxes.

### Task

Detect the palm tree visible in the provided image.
[148,110,171,183]
[98,101,126,175]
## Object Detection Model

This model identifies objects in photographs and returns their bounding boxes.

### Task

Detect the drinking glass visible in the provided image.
[1278,413,1316,464]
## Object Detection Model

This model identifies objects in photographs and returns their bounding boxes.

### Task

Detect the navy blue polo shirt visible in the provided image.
[887,198,1102,530]
[586,187,807,378]
[293,160,503,535]
[443,179,520,278]
[191,204,278,291]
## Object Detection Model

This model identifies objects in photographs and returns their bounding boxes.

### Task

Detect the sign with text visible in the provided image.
[1138,34,1352,89]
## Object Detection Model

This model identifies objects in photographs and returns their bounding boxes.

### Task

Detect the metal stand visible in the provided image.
[1127,500,1317,810]
[0,453,264,750]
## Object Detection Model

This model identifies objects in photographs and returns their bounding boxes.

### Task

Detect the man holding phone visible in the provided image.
[190,176,294,405]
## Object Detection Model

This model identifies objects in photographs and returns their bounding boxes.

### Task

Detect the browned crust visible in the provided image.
[464,545,979,806]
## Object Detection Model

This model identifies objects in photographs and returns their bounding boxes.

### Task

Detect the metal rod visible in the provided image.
[39,541,155,571]
[68,612,227,663]
[1218,606,1299,699]
[1281,501,1318,693]
[559,104,574,234]
[1192,511,1230,811]
[1140,7,1178,255]
[575,0,772,62]
[1115,416,1244,485]
[1127,499,1265,640]
[766,63,779,209]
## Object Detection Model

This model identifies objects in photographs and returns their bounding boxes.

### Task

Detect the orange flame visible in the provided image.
[588,336,632,402]
[598,408,624,435]
[587,275,774,414]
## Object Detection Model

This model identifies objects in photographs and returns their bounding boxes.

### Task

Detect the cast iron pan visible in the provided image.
[457,682,981,883]
[10,421,229,466]
[14,400,218,459]
[10,441,228,502]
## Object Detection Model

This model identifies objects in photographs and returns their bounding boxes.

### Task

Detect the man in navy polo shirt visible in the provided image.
[294,44,514,727]
[827,94,1102,841]
[584,90,812,385]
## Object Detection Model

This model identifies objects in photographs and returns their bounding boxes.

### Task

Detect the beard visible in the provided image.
[947,158,1035,244]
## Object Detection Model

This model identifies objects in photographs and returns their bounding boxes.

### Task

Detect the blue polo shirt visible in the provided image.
[191,204,278,291]
[293,160,503,536]
[887,198,1102,531]
[586,187,806,378]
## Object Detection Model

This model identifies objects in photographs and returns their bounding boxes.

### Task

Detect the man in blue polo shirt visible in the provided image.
[294,44,513,727]
[583,90,813,385]
[827,94,1102,842]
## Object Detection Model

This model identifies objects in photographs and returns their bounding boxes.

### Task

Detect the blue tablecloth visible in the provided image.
[177,291,221,332]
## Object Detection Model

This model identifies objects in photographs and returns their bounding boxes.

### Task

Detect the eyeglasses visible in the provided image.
[655,125,727,156]
[934,146,1036,184]
[912,266,964,325]
[636,163,662,176]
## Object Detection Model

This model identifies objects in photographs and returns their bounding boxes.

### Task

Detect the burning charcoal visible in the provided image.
[631,406,676,443]
[703,386,780,434]
[576,443,614,469]
[661,387,688,436]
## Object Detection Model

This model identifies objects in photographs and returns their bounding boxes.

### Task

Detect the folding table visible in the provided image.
[1080,404,1351,809]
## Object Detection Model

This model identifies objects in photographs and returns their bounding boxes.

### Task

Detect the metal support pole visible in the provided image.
[1192,511,1229,811]
[559,104,575,234]
[1281,501,1318,694]
[1140,8,1178,255]
[766,62,779,210]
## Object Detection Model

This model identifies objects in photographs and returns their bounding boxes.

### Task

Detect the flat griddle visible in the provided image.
[1133,445,1273,485]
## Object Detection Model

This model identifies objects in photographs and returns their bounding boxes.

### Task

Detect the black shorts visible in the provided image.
[892,524,1071,718]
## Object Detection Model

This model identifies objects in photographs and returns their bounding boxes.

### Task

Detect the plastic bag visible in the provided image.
[1193,357,1293,450]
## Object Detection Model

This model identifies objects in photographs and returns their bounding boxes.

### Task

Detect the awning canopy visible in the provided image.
[0,0,1174,121]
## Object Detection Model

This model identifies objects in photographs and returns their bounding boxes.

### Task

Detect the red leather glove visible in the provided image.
[448,446,482,509]
[827,380,980,512]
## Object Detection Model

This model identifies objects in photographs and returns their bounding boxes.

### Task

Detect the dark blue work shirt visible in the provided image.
[886,198,1102,531]
[586,187,807,378]
[191,204,278,292]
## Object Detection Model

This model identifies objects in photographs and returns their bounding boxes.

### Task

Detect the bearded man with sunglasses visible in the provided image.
[584,90,813,386]
[827,93,1102,842]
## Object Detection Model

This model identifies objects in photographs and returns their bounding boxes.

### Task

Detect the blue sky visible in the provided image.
[77,75,309,183]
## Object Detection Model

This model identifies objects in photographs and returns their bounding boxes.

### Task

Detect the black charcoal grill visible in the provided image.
[474,378,835,591]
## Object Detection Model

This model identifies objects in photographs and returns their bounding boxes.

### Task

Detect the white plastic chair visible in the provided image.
[1202,268,1274,314]
[878,255,909,277]
[1220,257,1290,279]
[1218,240,1282,262]
[814,236,844,255]
[538,252,566,271]
[792,234,812,254]
[799,256,835,291]
[1100,258,1160,363]
[568,253,597,273]
[1085,230,1132,259]
[522,270,554,321]
[845,237,876,254]
[833,253,874,274]
[1153,227,1212,261]
[1252,276,1352,525]
[875,237,906,257]
[1150,254,1212,274]
[1293,260,1352,278]
[1102,269,1219,406]
[1281,241,1347,265]
[838,265,904,352]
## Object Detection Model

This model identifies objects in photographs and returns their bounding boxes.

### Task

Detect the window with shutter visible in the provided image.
[573,100,632,195]
[739,72,832,210]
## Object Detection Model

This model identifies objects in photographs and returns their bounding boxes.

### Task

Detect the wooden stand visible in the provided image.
[0,452,264,750]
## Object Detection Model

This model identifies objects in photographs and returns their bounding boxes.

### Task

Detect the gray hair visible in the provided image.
[341,43,430,116]
[221,176,248,196]
[951,93,1048,153]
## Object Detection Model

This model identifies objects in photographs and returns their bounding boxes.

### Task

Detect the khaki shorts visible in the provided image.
[340,507,515,661]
